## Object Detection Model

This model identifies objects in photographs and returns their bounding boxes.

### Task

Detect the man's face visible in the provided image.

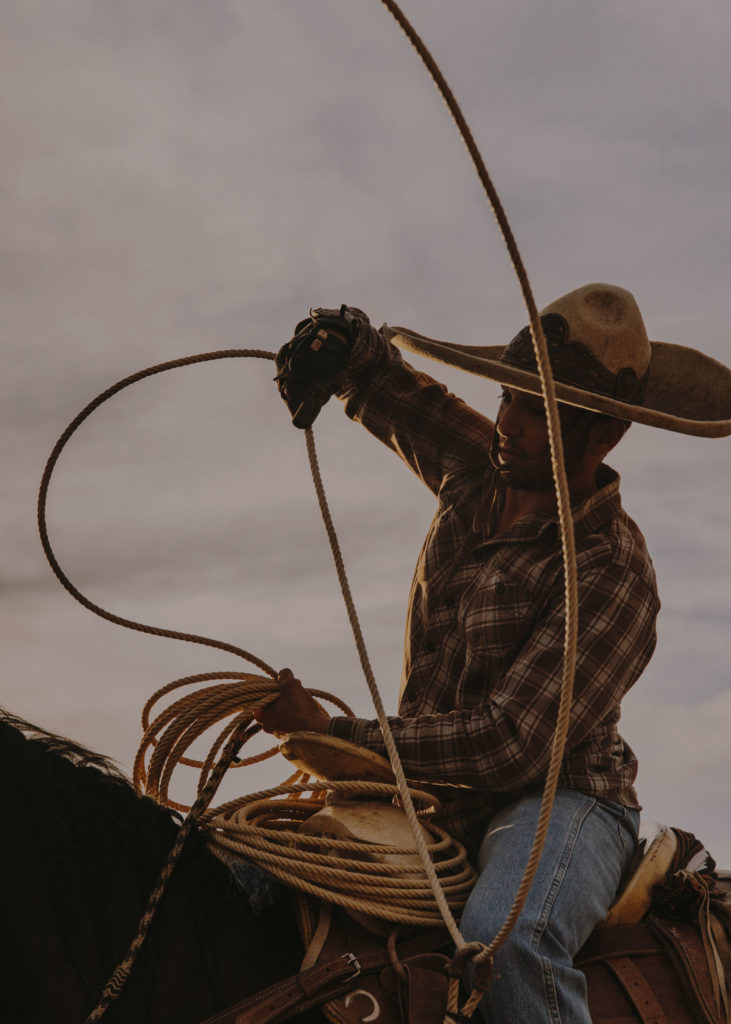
[493,387,592,491]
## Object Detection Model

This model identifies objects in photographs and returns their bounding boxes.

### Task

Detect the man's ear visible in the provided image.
[590,418,629,460]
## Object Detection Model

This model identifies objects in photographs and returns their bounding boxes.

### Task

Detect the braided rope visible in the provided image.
[84,717,250,1023]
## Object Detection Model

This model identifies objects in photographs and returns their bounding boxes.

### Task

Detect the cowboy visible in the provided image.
[256,284,731,1022]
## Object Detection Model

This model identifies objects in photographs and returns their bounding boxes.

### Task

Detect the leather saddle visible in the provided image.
[577,823,731,1024]
[202,811,730,1024]
[299,818,731,1024]
[201,735,731,1024]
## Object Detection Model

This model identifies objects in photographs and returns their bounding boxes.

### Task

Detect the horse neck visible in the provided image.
[0,717,315,1023]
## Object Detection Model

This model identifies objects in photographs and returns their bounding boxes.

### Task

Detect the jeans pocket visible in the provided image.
[596,799,639,855]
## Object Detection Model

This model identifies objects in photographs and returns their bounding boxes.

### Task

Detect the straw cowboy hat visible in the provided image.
[382,283,731,438]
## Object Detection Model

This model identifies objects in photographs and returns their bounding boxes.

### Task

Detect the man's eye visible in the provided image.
[499,390,511,404]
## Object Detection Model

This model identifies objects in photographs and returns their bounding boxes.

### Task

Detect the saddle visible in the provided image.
[201,817,731,1024]
[201,736,731,1024]
[576,824,731,1024]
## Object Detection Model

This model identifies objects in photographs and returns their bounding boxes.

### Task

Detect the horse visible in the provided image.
[2,709,728,1024]
[0,710,326,1024]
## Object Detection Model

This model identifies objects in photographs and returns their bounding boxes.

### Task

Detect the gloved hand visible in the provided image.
[275,305,358,428]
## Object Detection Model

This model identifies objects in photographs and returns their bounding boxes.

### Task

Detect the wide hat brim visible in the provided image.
[383,325,731,438]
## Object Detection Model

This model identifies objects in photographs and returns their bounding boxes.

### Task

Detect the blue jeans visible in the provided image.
[460,789,640,1023]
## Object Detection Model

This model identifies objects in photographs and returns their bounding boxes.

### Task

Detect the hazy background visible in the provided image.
[3,1,730,860]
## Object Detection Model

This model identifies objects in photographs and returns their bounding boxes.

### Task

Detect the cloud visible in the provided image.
[2,0,729,862]
[623,687,731,862]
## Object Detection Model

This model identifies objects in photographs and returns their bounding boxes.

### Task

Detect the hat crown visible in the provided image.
[500,284,652,405]
[539,283,651,378]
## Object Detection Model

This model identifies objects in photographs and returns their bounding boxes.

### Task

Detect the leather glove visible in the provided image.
[275,305,358,428]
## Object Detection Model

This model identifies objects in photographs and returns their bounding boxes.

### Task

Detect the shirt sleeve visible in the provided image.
[328,558,659,792]
[334,307,495,495]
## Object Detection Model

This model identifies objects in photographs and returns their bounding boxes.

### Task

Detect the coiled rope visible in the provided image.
[133,672,353,812]
[132,672,476,926]
[206,781,475,927]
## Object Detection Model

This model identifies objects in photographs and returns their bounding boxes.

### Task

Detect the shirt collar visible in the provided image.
[474,463,621,547]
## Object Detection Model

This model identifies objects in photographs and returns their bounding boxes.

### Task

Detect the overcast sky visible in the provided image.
[2,1,730,862]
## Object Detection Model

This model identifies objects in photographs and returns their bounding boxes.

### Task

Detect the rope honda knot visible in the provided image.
[444,942,494,1022]
[447,942,492,981]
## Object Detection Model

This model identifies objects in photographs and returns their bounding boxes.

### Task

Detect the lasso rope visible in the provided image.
[378,2,580,1015]
[38,350,279,672]
[36,352,285,1024]
[38,2,582,1019]
[37,348,477,1020]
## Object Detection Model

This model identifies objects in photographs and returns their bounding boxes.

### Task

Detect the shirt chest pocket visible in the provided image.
[456,572,537,709]
[416,504,465,592]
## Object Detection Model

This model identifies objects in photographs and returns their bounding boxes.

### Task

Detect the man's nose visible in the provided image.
[497,402,522,438]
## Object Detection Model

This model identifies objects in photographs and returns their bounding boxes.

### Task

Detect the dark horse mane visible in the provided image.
[0,708,323,1024]
[1,709,140,782]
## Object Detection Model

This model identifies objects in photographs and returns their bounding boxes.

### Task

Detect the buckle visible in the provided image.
[342,952,362,980]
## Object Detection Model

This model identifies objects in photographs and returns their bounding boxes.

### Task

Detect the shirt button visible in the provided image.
[423,642,436,654]
[495,581,506,595]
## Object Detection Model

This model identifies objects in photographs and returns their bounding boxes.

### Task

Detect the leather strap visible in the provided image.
[710,914,731,989]
[605,956,667,1024]
[575,923,665,964]
[650,914,729,1024]
[396,953,450,1024]
[198,952,364,1024]
[198,941,437,1024]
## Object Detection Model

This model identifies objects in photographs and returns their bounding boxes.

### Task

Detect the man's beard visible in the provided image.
[489,420,591,492]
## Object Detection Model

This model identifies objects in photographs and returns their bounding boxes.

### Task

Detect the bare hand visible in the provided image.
[253,668,330,737]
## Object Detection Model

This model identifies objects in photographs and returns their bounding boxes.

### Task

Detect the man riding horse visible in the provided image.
[256,283,731,1022]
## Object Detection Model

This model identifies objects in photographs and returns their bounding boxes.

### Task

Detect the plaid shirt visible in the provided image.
[325,309,660,855]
